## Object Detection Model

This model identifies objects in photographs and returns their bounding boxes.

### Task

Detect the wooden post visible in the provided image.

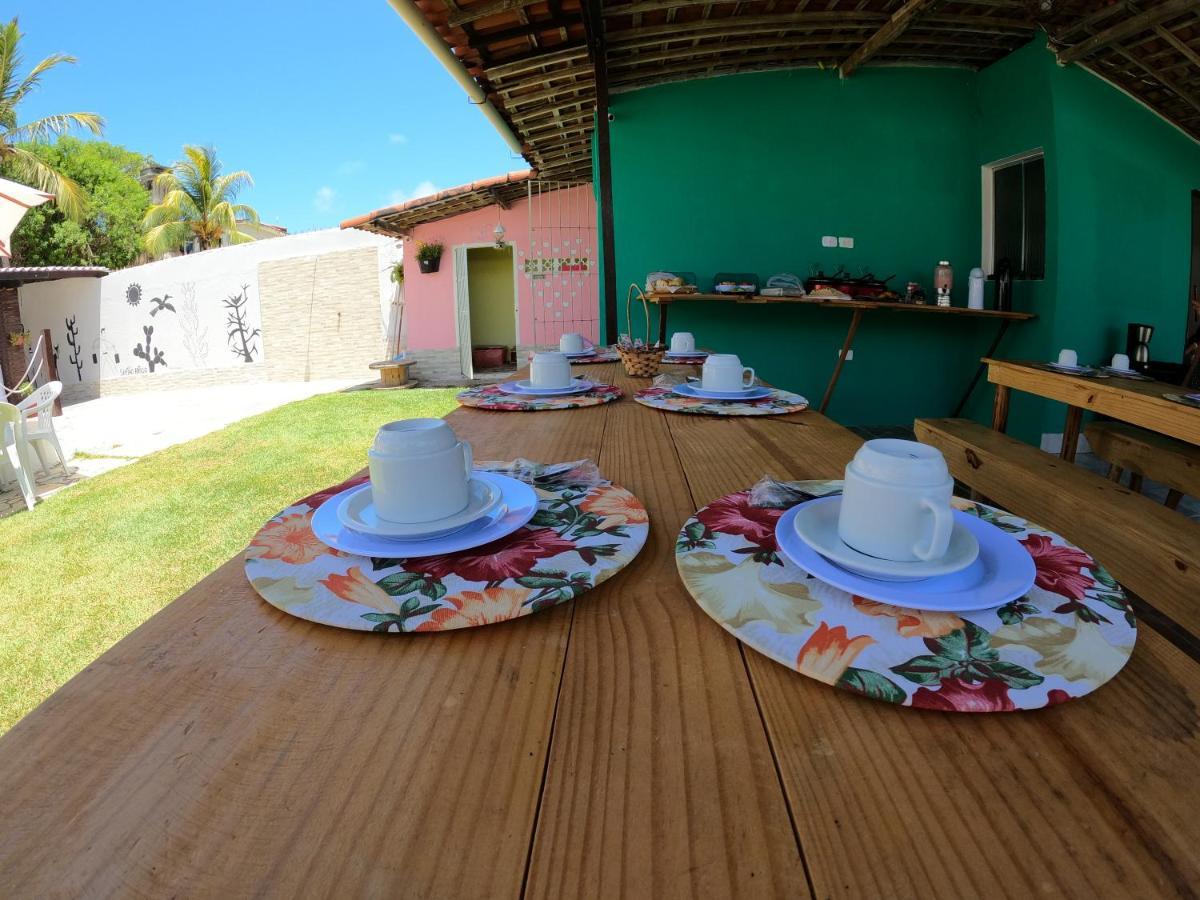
[584,0,618,344]
[819,308,865,414]
[1060,405,1082,461]
[42,328,62,415]
[991,384,1010,432]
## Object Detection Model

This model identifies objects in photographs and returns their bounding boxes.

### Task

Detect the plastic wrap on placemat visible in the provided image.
[479,458,604,489]
[747,476,843,509]
[652,372,688,388]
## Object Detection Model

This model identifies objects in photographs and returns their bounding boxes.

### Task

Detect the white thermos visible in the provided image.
[968,267,985,310]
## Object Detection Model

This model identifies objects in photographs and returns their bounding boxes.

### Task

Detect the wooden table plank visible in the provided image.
[669,413,1200,898]
[0,397,612,897]
[986,359,1200,446]
[526,365,809,898]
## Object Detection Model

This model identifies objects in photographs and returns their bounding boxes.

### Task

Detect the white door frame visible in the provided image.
[453,243,521,377]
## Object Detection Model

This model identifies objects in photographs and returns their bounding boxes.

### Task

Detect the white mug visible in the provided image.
[559,332,592,354]
[368,418,473,524]
[530,351,572,389]
[670,332,696,353]
[837,439,954,562]
[1111,352,1131,371]
[1057,348,1078,367]
[702,354,755,392]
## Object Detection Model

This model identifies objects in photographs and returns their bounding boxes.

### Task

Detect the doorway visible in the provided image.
[1188,190,1199,368]
[453,245,517,380]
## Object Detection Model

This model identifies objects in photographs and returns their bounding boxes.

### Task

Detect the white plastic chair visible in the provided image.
[0,403,36,511]
[17,381,67,477]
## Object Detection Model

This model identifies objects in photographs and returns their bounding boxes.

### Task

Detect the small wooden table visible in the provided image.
[648,293,1035,414]
[1,363,1198,896]
[368,357,416,388]
[986,358,1200,458]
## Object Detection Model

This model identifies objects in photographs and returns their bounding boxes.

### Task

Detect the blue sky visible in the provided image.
[15,1,523,231]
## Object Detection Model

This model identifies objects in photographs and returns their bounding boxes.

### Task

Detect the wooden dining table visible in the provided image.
[1,362,1198,898]
[986,358,1200,456]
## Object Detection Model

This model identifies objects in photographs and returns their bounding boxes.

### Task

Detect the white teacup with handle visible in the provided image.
[702,353,755,392]
[368,418,473,524]
[670,332,696,354]
[559,332,593,354]
[530,351,573,389]
[837,439,954,562]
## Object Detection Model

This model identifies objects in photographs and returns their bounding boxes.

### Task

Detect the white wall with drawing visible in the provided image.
[18,227,401,386]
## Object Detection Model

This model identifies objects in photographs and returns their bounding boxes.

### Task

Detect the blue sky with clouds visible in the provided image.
[14,1,524,231]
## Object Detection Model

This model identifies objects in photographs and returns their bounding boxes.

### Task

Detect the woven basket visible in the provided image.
[618,284,665,377]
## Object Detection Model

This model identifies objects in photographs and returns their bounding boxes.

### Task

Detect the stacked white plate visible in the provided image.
[776,495,1036,612]
[672,382,772,402]
[662,350,708,362]
[311,471,539,558]
[499,378,595,397]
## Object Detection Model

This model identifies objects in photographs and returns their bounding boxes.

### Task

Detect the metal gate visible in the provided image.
[522,180,598,349]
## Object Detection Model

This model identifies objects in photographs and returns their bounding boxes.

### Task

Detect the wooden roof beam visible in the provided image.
[839,0,940,79]
[448,0,550,28]
[1055,0,1196,66]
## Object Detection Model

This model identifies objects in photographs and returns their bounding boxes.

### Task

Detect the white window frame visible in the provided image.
[981,148,1045,277]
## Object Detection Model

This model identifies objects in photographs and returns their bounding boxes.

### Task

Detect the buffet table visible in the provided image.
[648,292,1035,413]
[0,363,1197,897]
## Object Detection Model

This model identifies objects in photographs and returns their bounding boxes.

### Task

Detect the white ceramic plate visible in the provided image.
[1045,362,1101,376]
[338,476,500,538]
[1100,366,1151,380]
[498,378,594,396]
[312,472,538,558]
[775,501,1035,612]
[663,351,708,361]
[673,382,772,401]
[791,495,978,581]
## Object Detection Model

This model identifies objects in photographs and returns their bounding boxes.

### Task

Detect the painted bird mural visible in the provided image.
[149,294,176,316]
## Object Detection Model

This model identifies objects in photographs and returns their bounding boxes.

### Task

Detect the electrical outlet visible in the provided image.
[837,349,854,361]
[821,235,838,248]
[838,236,854,249]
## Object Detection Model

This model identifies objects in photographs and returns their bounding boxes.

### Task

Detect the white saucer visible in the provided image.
[337,476,500,538]
[1100,365,1150,379]
[1046,362,1100,376]
[312,472,538,558]
[561,348,596,358]
[663,351,708,361]
[673,382,772,401]
[775,501,1036,612]
[791,496,978,581]
[499,378,594,396]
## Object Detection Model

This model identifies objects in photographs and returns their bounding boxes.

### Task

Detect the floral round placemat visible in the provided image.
[675,481,1136,712]
[246,460,649,632]
[458,383,622,411]
[635,386,809,416]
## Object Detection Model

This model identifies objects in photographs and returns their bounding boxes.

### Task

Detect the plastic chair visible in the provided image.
[0,403,36,511]
[17,381,67,476]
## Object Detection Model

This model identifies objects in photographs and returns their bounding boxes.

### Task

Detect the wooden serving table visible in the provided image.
[648,293,1035,414]
[987,358,1200,457]
[1,363,1198,897]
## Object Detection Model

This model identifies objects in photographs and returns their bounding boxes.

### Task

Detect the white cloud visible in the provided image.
[313,186,336,212]
[388,133,409,144]
[389,180,438,205]
[335,159,366,176]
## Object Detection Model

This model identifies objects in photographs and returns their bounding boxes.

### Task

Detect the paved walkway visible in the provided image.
[1,379,363,519]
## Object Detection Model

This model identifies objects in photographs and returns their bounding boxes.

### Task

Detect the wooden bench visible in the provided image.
[368,358,416,389]
[1084,420,1200,509]
[915,417,1200,635]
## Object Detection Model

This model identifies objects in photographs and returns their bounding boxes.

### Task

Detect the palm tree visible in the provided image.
[142,145,260,256]
[0,18,104,220]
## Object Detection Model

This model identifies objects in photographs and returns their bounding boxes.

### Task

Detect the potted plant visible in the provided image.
[8,331,30,349]
[389,261,404,284]
[416,241,443,274]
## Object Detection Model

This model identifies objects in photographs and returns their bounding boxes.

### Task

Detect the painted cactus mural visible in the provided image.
[132,325,167,372]
[64,315,83,381]
[179,282,210,367]
[223,284,261,363]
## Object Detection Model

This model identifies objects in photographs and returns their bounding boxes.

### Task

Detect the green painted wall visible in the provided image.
[609,67,991,426]
[603,38,1200,441]
[467,246,516,346]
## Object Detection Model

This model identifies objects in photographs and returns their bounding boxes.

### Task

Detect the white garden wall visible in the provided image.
[19,228,401,400]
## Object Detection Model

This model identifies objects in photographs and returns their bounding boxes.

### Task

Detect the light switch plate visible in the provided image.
[838,236,854,248]
[821,235,838,248]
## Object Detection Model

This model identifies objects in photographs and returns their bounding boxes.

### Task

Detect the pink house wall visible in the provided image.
[403,184,598,350]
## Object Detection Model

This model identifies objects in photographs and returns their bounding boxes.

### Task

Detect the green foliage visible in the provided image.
[416,240,443,263]
[0,18,105,219]
[142,145,260,255]
[4,137,148,268]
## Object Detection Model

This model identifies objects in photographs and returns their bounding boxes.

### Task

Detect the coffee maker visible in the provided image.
[1126,323,1153,372]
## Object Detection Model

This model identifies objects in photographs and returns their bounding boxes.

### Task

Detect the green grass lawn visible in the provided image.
[0,387,460,733]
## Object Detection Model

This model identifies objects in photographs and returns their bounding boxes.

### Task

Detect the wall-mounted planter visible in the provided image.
[418,257,441,274]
